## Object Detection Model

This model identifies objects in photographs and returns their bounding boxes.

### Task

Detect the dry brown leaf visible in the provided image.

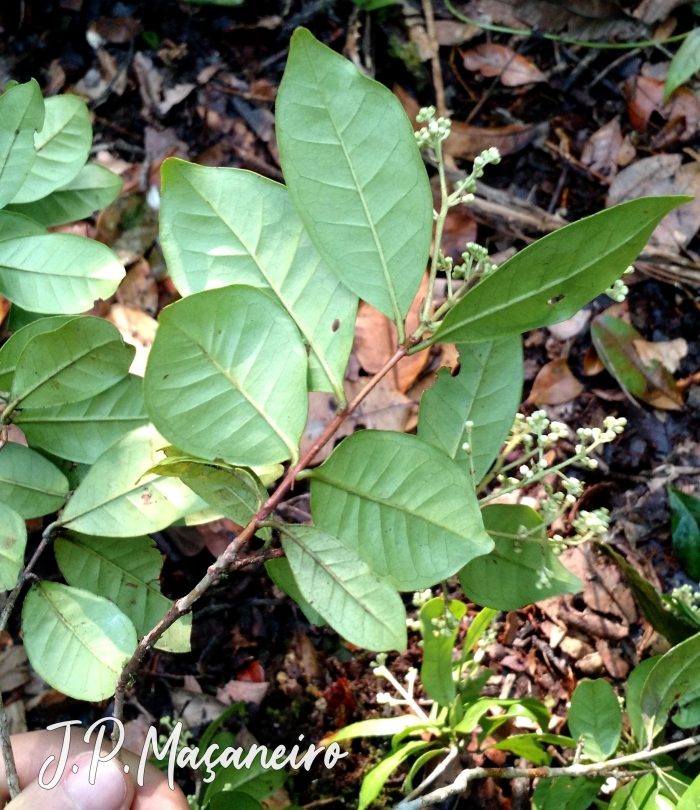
[435,20,480,45]
[441,204,478,263]
[513,0,643,40]
[581,118,623,179]
[625,75,700,145]
[607,155,700,253]
[96,192,160,264]
[633,0,687,23]
[157,83,196,116]
[300,379,414,464]
[548,309,591,340]
[217,680,269,706]
[394,84,540,160]
[92,16,142,43]
[462,43,546,86]
[633,337,688,373]
[583,344,605,376]
[94,150,133,176]
[353,274,430,392]
[106,304,157,377]
[116,257,158,316]
[0,295,10,326]
[527,357,584,405]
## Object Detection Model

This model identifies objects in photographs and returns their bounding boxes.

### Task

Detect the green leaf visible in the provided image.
[674,693,700,728]
[0,502,27,591]
[281,524,407,651]
[330,715,427,742]
[6,163,123,227]
[0,314,76,390]
[10,94,91,204]
[358,741,430,810]
[144,453,268,540]
[352,0,397,8]
[58,424,209,536]
[265,557,326,626]
[276,28,432,328]
[609,774,659,810]
[590,314,683,409]
[0,210,45,243]
[462,606,498,655]
[144,285,308,467]
[455,697,550,736]
[15,374,148,464]
[310,430,492,591]
[669,488,700,580]
[678,772,700,810]
[10,316,134,409]
[429,196,689,345]
[625,657,661,746]
[206,794,263,810]
[0,80,44,208]
[21,582,137,701]
[54,533,190,653]
[418,337,523,483]
[600,544,698,645]
[160,159,357,398]
[0,441,68,518]
[203,739,287,804]
[419,596,466,707]
[491,733,554,766]
[665,29,700,102]
[0,233,124,314]
[568,679,622,761]
[532,776,604,810]
[640,630,700,744]
[459,504,581,611]
[7,304,44,331]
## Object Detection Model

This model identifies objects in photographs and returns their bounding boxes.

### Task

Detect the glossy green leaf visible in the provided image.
[358,741,430,810]
[15,374,148,464]
[6,163,123,227]
[0,80,44,208]
[0,502,27,591]
[674,691,700,728]
[330,715,427,742]
[58,424,209,536]
[591,314,683,409]
[665,29,700,102]
[418,597,466,707]
[22,582,137,701]
[145,453,268,539]
[490,733,555,766]
[276,28,432,326]
[281,524,407,651]
[568,679,622,761]
[532,776,604,810]
[0,314,76,390]
[640,630,700,744]
[144,285,308,467]
[669,488,700,580]
[418,337,523,483]
[459,504,581,611]
[462,606,498,655]
[10,94,91,204]
[625,657,661,746]
[6,304,44,331]
[0,441,68,518]
[310,430,493,591]
[678,772,700,810]
[160,159,357,398]
[264,557,326,626]
[0,233,124,314]
[601,544,698,645]
[203,736,287,804]
[10,316,134,409]
[609,774,658,810]
[430,196,689,345]
[54,533,189,653]
[0,211,45,243]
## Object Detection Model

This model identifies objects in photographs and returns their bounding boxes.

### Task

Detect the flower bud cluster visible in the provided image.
[605,278,629,303]
[415,106,451,149]
[453,242,497,280]
[452,147,501,200]
[535,565,554,590]
[430,606,460,639]
[412,588,433,608]
[671,584,700,613]
[369,652,388,669]
[572,507,610,538]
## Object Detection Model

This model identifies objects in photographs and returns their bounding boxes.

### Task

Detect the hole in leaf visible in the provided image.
[548,294,566,305]
[331,318,340,332]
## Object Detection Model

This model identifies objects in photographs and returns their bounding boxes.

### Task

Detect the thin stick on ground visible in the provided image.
[111,346,408,740]
[394,733,700,810]
[421,0,447,118]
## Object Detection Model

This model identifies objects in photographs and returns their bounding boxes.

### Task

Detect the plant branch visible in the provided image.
[111,346,409,739]
[394,733,700,810]
[0,521,59,798]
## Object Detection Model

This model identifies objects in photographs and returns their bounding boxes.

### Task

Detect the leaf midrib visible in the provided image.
[178,169,341,394]
[61,473,177,525]
[0,473,65,498]
[302,41,403,326]
[169,320,298,461]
